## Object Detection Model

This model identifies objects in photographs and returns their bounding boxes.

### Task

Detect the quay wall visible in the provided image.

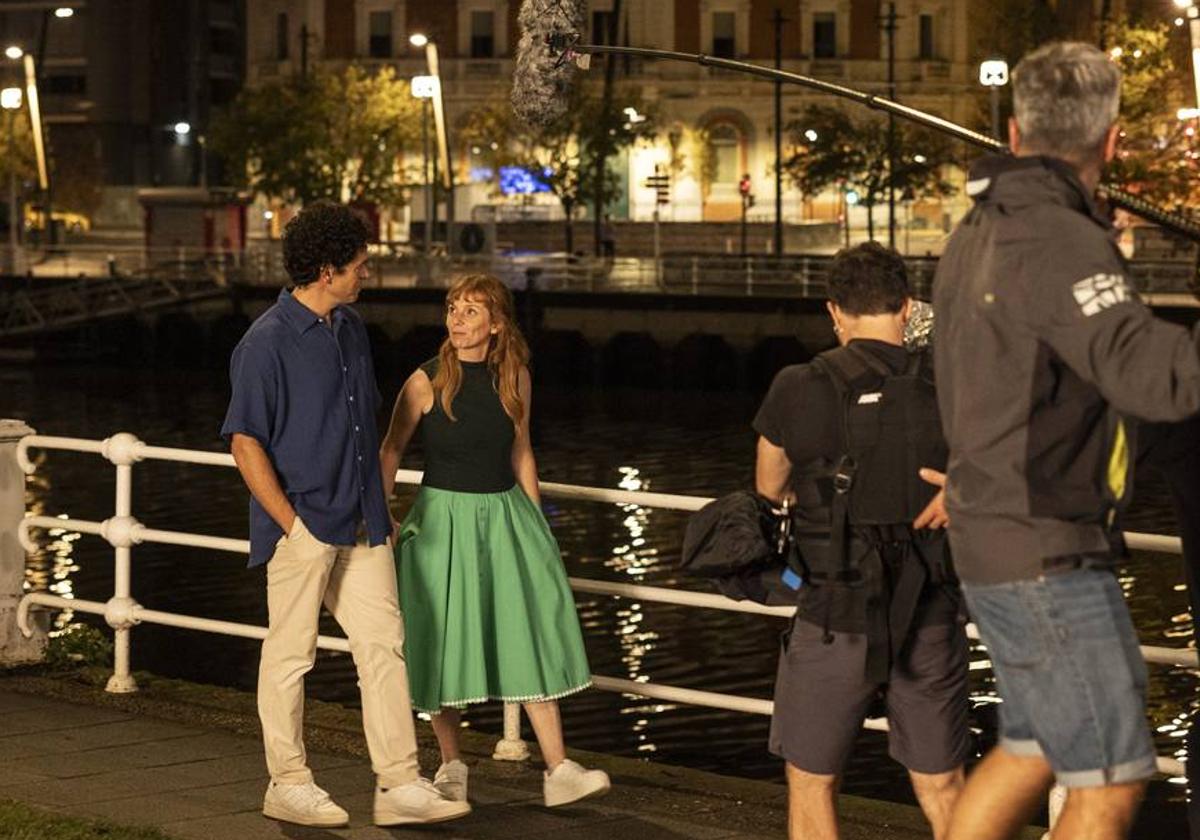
[12,286,1198,394]
[14,288,840,392]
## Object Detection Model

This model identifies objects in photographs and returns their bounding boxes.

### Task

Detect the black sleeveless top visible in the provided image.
[419,357,517,493]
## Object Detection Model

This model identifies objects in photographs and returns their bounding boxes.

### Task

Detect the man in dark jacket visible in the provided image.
[757,242,967,840]
[933,42,1200,840]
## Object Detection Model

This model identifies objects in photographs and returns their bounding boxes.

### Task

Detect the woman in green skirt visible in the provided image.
[379,273,609,808]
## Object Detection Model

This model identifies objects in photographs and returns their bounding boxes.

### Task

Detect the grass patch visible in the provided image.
[0,799,174,840]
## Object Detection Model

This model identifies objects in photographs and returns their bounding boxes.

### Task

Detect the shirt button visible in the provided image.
[349,396,355,402]
[343,366,348,372]
[357,455,362,461]
[354,425,360,432]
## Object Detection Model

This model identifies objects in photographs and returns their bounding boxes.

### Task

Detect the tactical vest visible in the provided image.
[796,342,957,682]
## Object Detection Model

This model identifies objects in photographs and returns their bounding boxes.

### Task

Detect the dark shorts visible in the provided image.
[769,616,971,775]
[963,567,1157,788]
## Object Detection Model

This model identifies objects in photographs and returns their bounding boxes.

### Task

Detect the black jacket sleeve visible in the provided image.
[1025,224,1200,423]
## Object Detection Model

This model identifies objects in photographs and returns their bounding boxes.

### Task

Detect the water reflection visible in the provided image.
[11,366,1197,838]
[23,474,80,633]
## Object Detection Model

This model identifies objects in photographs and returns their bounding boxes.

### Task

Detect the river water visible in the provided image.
[11,362,1196,838]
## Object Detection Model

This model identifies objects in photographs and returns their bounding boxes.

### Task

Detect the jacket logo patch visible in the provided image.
[857,392,883,405]
[1072,273,1132,317]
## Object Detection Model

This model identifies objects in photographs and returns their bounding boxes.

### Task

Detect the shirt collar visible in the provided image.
[276,288,345,334]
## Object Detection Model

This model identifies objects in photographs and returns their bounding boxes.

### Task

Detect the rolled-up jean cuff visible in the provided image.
[999,736,1044,758]
[1053,755,1159,789]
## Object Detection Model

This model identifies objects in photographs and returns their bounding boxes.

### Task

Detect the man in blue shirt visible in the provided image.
[221,201,469,828]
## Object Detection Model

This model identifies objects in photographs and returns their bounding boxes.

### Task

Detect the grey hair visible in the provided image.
[1012,41,1122,162]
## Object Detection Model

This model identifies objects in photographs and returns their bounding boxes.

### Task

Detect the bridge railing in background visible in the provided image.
[9,431,1192,797]
[3,243,1196,305]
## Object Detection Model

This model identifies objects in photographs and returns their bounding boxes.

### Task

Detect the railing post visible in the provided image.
[0,420,46,665]
[101,432,144,693]
[492,701,531,761]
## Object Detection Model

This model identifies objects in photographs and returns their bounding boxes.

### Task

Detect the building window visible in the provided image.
[45,74,86,95]
[276,12,288,60]
[918,14,935,60]
[709,124,740,184]
[211,25,237,55]
[813,13,836,59]
[592,11,615,46]
[712,12,736,59]
[470,10,495,58]
[369,11,393,58]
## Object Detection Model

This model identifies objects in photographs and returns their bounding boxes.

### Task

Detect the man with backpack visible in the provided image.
[754,242,968,840]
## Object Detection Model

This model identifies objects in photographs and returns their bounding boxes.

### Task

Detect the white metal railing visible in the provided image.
[12,432,1192,784]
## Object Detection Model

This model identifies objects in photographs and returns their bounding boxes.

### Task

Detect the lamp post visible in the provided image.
[5,46,47,249]
[979,58,1010,143]
[410,33,453,247]
[2,86,21,275]
[411,73,438,255]
[1175,0,1200,117]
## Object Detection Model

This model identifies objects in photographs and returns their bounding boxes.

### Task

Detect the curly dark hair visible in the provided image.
[827,241,909,316]
[281,201,371,286]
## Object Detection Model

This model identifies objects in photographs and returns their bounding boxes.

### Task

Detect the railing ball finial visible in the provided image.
[101,433,145,466]
[99,516,143,549]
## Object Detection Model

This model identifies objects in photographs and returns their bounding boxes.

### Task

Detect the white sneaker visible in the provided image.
[543,759,611,807]
[374,777,472,826]
[262,780,349,827]
[434,759,469,802]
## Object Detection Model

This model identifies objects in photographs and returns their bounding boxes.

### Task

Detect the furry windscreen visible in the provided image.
[511,0,588,128]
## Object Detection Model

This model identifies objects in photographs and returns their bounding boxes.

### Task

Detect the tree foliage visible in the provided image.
[210,66,422,206]
[461,85,654,251]
[0,110,37,184]
[969,7,1199,213]
[783,104,958,238]
[1102,19,1199,211]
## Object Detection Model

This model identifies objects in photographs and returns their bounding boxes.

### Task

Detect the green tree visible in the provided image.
[1102,19,1198,212]
[462,86,654,254]
[0,110,36,184]
[210,66,422,207]
[783,104,957,241]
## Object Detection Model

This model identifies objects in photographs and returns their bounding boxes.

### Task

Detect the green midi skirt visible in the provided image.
[395,484,592,713]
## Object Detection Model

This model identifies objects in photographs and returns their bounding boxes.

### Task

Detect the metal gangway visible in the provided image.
[0,248,234,339]
[5,429,1195,832]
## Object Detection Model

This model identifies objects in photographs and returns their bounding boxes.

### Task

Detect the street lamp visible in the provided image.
[411,74,438,255]
[409,32,454,242]
[5,48,46,241]
[2,86,22,273]
[1174,0,1200,120]
[979,58,1010,142]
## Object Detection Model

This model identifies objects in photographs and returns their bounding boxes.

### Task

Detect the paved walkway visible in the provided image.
[0,673,1038,840]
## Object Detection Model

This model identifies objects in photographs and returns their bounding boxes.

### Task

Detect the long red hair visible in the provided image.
[431,274,530,424]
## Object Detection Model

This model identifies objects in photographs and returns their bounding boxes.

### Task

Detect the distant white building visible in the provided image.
[244,2,990,245]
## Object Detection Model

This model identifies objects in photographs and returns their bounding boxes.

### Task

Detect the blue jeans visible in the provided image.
[963,567,1157,788]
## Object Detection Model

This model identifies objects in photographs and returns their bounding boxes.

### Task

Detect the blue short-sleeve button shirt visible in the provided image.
[221,289,390,567]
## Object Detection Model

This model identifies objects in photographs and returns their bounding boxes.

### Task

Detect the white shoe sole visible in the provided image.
[262,802,349,827]
[544,778,612,808]
[374,801,472,826]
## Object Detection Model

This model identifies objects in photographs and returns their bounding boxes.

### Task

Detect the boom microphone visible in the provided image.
[512,0,587,128]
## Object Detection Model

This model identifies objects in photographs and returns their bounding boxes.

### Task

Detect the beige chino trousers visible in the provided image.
[258,517,419,788]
